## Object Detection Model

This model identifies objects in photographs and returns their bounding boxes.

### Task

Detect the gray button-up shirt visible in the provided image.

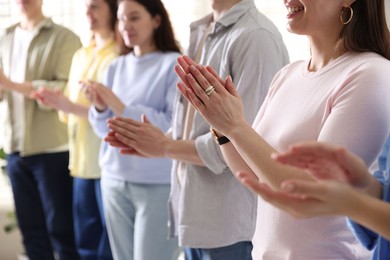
[168,0,290,248]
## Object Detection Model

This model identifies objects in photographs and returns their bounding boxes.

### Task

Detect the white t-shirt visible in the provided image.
[9,26,35,151]
[252,52,390,259]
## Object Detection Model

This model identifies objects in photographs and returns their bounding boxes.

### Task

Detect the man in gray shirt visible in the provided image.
[106,0,289,259]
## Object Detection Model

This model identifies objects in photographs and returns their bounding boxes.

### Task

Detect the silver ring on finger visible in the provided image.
[205,86,216,96]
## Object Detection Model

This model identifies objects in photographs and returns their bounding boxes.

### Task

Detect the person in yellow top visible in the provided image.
[31,0,127,258]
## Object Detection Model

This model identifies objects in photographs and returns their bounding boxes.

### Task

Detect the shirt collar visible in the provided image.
[7,17,54,34]
[86,38,116,55]
[190,0,255,33]
[217,0,255,28]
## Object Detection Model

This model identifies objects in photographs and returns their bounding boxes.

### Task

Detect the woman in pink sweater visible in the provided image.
[174,0,390,259]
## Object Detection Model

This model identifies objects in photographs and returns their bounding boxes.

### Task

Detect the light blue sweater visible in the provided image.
[89,51,179,184]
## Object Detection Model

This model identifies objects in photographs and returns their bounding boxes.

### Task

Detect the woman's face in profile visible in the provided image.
[85,0,112,34]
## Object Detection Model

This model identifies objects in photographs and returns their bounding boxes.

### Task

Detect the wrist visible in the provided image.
[2,77,13,90]
[161,137,175,158]
[345,190,365,219]
[210,126,230,145]
[113,103,125,115]
[226,121,252,141]
[63,102,75,114]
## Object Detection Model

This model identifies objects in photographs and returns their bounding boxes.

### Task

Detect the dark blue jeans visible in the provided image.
[184,241,253,260]
[73,178,112,260]
[7,152,79,260]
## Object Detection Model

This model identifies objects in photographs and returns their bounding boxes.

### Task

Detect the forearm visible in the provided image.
[2,80,33,97]
[89,107,112,138]
[348,189,390,241]
[66,103,89,118]
[110,101,125,116]
[164,139,204,166]
[228,123,311,188]
[221,141,256,176]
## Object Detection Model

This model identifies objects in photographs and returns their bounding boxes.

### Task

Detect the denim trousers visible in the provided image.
[6,152,79,260]
[184,241,253,260]
[101,176,180,260]
[73,177,112,260]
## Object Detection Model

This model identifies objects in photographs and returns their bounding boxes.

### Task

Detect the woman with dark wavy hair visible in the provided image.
[83,0,181,259]
[174,0,390,259]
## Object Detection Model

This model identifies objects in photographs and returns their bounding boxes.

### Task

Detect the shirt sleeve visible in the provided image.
[319,72,390,249]
[88,62,116,139]
[346,135,390,250]
[317,65,390,167]
[346,170,386,250]
[195,28,288,174]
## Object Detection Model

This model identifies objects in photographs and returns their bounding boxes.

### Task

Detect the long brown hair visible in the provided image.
[340,0,390,59]
[117,0,181,53]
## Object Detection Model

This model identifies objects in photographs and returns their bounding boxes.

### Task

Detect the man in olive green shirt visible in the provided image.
[0,0,81,259]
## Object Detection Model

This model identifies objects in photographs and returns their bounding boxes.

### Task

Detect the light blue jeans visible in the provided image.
[101,176,180,260]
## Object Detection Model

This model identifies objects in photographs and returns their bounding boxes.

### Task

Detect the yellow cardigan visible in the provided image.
[63,39,117,178]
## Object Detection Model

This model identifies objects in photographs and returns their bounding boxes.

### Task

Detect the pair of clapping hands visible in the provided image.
[30,80,124,115]
[105,56,381,226]
[242,141,390,241]
[105,55,245,157]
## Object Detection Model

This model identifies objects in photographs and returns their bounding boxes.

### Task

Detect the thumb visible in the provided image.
[225,76,239,98]
[141,114,151,124]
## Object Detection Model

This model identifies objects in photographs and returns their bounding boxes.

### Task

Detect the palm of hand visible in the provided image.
[275,143,372,190]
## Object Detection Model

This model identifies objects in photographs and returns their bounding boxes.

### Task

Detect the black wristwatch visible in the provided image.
[210,127,230,145]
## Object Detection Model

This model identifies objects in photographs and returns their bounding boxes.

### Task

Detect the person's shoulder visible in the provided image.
[41,19,78,42]
[0,23,18,41]
[71,46,85,59]
[160,51,181,62]
[270,60,302,79]
[148,51,180,65]
[345,52,390,74]
[50,22,78,37]
[108,53,128,66]
[235,7,281,34]
[345,52,389,64]
[229,9,284,47]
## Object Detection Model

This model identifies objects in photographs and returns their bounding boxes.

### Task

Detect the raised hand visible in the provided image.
[272,141,373,189]
[30,87,72,112]
[175,55,246,137]
[81,81,107,112]
[236,171,359,218]
[92,83,125,115]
